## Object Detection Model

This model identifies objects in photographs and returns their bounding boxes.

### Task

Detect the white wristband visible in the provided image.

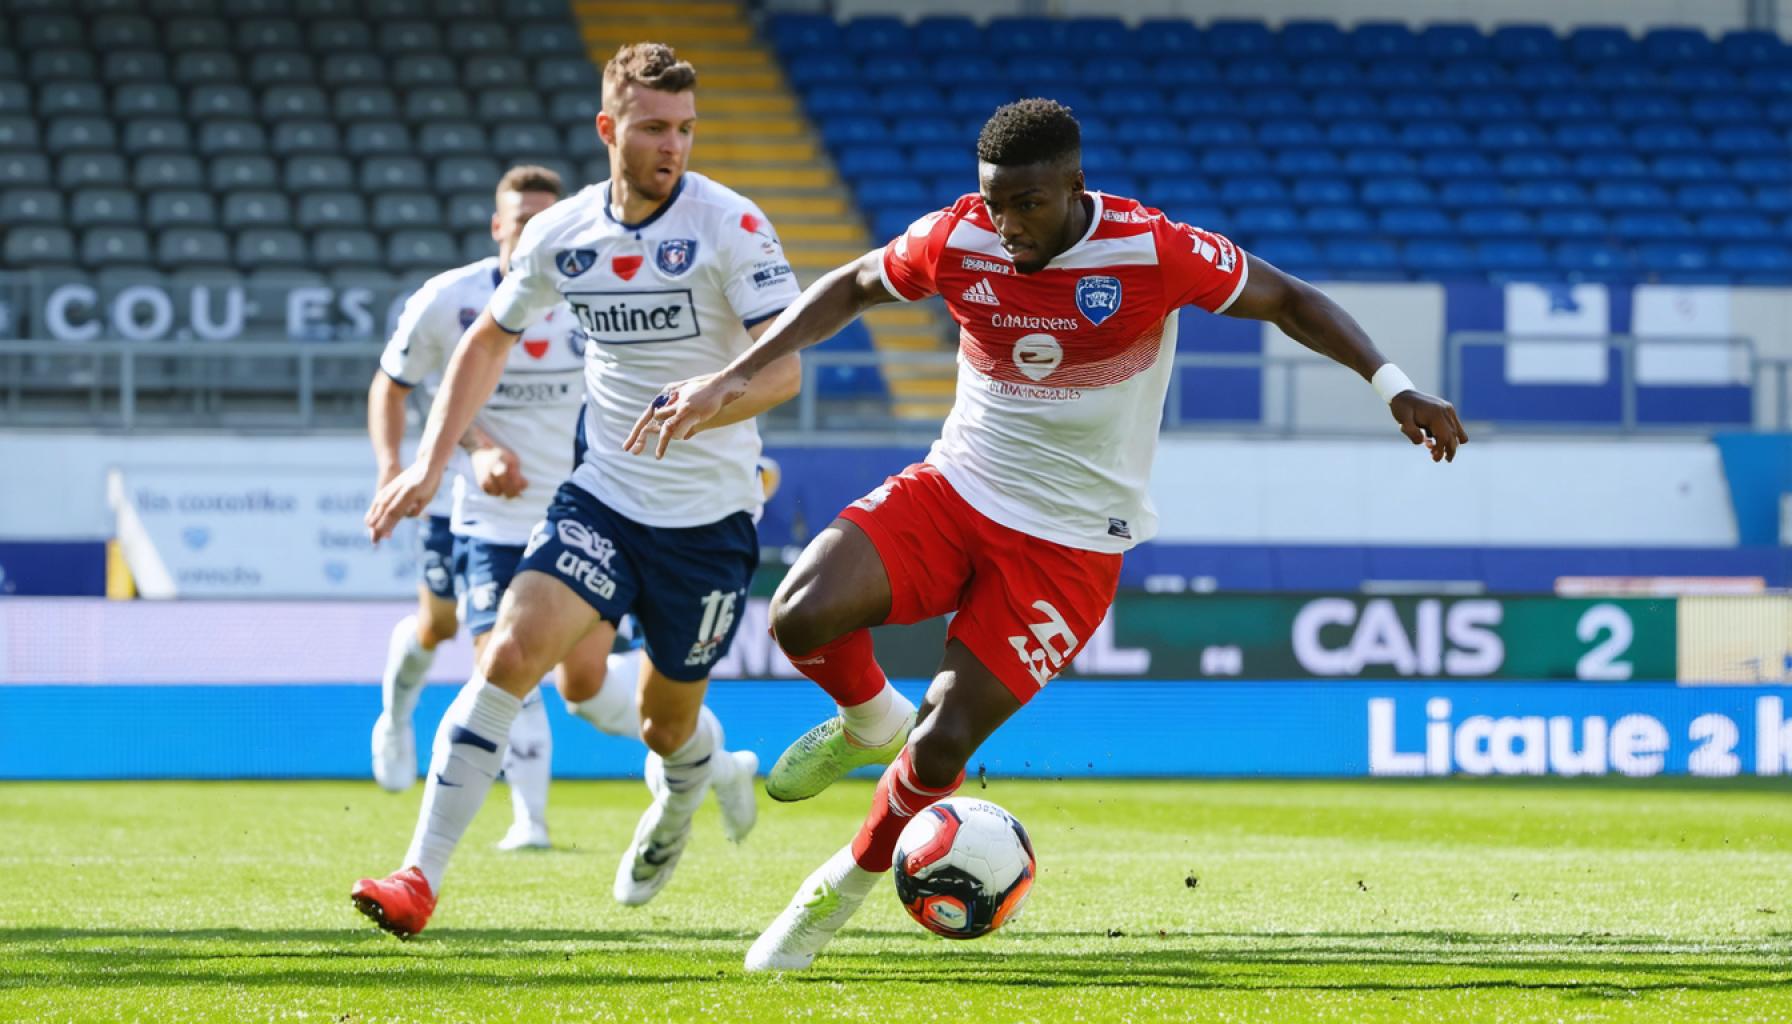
[1371,363,1415,405]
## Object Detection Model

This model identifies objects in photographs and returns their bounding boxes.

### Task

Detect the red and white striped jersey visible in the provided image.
[879,191,1248,553]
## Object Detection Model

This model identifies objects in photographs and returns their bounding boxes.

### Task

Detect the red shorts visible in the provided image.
[838,463,1122,704]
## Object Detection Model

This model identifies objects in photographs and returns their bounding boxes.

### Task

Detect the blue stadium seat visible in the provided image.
[1280,19,1346,57]
[1382,91,1451,119]
[1678,183,1752,212]
[1003,54,1073,85]
[1350,22,1419,60]
[1612,211,1692,241]
[1202,148,1270,176]
[913,17,983,56]
[867,208,916,243]
[804,86,873,117]
[1593,181,1671,209]
[945,86,1015,117]
[1499,152,1570,180]
[1441,61,1512,93]
[1688,96,1761,123]
[1720,30,1786,65]
[1492,24,1562,62]
[1572,152,1647,181]
[1134,19,1204,58]
[1302,206,1371,233]
[1294,60,1359,89]
[818,116,885,147]
[1186,120,1251,147]
[1403,239,1477,276]
[1438,180,1507,209]
[1208,19,1276,57]
[1290,177,1354,205]
[1459,208,1534,237]
[888,117,959,146]
[1512,179,1587,208]
[907,145,964,177]
[855,177,927,208]
[1536,210,1608,239]
[875,85,945,117]
[786,55,856,90]
[1553,123,1626,151]
[1152,57,1221,88]
[1642,27,1715,64]
[1743,67,1792,95]
[1554,241,1633,278]
[1650,154,1726,183]
[1130,146,1196,176]
[1535,93,1607,122]
[1218,179,1286,205]
[1608,92,1682,121]
[1367,61,1432,91]
[1477,122,1549,149]
[1717,243,1792,278]
[1063,17,1131,56]
[766,14,839,55]
[1312,92,1379,119]
[1380,208,1454,236]
[1094,87,1166,117]
[1666,66,1740,94]
[1080,59,1141,88]
[1239,90,1308,118]
[1398,121,1470,149]
[1328,121,1393,148]
[1250,236,1320,267]
[1756,187,1792,213]
[1146,179,1216,207]
[1360,178,1433,207]
[1419,150,1494,179]
[1322,238,1401,278]
[1421,24,1489,59]
[1695,212,1774,240]
[1520,63,1585,95]
[836,146,905,179]
[842,16,911,55]
[1080,145,1126,175]
[1568,26,1637,63]
[1272,149,1341,176]
[1231,205,1299,235]
[860,55,927,87]
[1476,239,1552,276]
[1710,125,1782,155]
[1342,150,1416,176]
[1224,57,1293,88]
[986,17,1070,56]
[1635,241,1713,275]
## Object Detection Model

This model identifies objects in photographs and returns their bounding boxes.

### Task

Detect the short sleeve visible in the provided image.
[487,215,563,333]
[1158,221,1250,315]
[719,204,802,327]
[878,208,954,302]
[378,281,453,387]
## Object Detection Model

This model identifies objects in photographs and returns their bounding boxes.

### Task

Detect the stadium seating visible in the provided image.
[774,15,1792,284]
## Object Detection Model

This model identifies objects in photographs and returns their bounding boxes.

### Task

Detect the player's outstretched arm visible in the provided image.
[365,309,517,541]
[1224,253,1469,463]
[367,371,412,491]
[626,250,897,459]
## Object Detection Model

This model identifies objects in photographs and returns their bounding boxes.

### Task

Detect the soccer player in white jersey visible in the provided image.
[631,99,1470,969]
[354,43,802,938]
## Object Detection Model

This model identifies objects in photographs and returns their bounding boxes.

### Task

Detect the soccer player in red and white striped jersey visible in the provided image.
[629,99,1467,970]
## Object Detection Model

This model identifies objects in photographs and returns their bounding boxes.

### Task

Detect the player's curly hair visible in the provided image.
[602,42,697,111]
[976,98,1081,167]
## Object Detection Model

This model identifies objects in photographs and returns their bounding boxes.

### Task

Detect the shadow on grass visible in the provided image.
[3,927,1791,997]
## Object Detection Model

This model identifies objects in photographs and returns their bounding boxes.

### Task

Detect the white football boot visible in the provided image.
[745,845,881,971]
[370,711,415,793]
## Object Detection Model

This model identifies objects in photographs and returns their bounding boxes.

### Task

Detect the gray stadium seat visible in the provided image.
[335,87,399,121]
[581,158,607,185]
[94,15,159,49]
[550,93,601,127]
[147,191,217,228]
[367,0,430,18]
[328,267,400,290]
[345,122,410,157]
[103,52,172,85]
[136,154,206,191]
[158,228,232,267]
[30,50,99,82]
[61,153,129,189]
[505,0,565,16]
[434,156,500,192]
[5,227,76,266]
[17,16,84,49]
[378,21,440,53]
[372,192,442,230]
[39,83,107,117]
[434,0,495,18]
[236,18,303,51]
[445,192,491,230]
[494,123,559,159]
[528,159,577,190]
[322,54,385,86]
[312,229,381,267]
[0,53,17,79]
[45,118,119,154]
[309,19,372,51]
[0,85,28,117]
[294,0,359,15]
[249,52,315,88]
[418,121,487,157]
[121,119,193,155]
[115,85,182,119]
[405,89,471,121]
[222,0,294,16]
[360,156,426,192]
[465,57,528,91]
[460,229,494,263]
[170,267,245,296]
[271,121,341,156]
[148,0,226,16]
[393,56,456,89]
[188,85,255,120]
[165,18,229,50]
[447,23,508,54]
[387,230,458,270]
[71,190,143,228]
[81,228,153,268]
[172,52,241,87]
[0,118,40,152]
[0,189,66,225]
[234,229,309,268]
[296,192,366,229]
[198,121,268,156]
[208,155,277,191]
[0,155,51,189]
[563,124,602,160]
[97,269,168,310]
[478,90,546,122]
[284,155,354,192]
[261,86,329,121]
[536,58,598,92]
[518,23,582,57]
[222,191,293,229]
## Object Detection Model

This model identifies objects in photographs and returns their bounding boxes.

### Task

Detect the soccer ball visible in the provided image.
[892,797,1036,940]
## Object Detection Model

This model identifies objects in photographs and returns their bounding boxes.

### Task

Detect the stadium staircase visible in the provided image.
[571,0,957,420]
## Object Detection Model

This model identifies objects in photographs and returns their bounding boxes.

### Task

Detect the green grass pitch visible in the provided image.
[4,778,1791,1022]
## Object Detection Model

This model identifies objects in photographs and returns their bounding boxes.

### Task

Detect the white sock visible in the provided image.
[403,677,522,892]
[502,689,552,832]
[700,705,737,786]
[382,615,435,721]
[563,650,642,740]
[839,684,913,748]
[821,843,881,899]
[651,711,718,842]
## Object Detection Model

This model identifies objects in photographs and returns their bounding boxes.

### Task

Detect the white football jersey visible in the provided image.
[379,257,586,545]
[488,172,802,528]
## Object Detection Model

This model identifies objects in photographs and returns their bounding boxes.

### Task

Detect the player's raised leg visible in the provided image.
[612,662,720,906]
[351,569,597,937]
[747,639,1021,970]
[764,519,915,801]
[372,520,459,793]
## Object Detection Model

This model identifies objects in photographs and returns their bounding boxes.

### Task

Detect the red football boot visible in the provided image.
[351,866,436,939]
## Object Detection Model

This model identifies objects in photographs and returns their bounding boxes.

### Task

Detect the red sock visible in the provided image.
[850,747,964,872]
[779,628,887,707]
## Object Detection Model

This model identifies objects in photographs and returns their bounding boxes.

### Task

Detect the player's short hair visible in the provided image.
[495,165,563,201]
[602,42,698,112]
[977,98,1081,168]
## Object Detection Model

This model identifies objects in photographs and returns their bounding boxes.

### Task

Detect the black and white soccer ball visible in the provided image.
[892,797,1035,939]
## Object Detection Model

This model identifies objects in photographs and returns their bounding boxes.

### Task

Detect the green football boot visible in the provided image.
[765,711,914,802]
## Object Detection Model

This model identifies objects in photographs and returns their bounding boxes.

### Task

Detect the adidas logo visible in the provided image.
[961,277,1000,306]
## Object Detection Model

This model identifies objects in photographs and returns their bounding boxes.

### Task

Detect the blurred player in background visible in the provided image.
[631,98,1469,970]
[355,43,798,937]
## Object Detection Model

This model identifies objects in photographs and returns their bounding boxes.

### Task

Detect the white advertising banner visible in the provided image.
[1503,283,1610,385]
[111,465,421,598]
[1632,286,1747,386]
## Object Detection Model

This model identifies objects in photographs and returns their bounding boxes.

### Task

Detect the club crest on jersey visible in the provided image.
[458,307,478,329]
[556,249,598,277]
[1075,275,1123,326]
[655,238,698,276]
[1012,332,1063,382]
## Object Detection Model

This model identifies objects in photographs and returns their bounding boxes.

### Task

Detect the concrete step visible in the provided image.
[697,164,833,189]
[697,118,808,140]
[776,220,865,244]
[700,140,819,163]
[892,399,953,420]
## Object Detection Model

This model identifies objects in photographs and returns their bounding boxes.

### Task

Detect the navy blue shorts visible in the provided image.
[518,482,758,682]
[418,515,456,600]
[452,534,523,638]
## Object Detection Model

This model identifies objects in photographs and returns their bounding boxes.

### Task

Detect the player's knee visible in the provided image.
[418,609,457,649]
[479,627,547,695]
[640,713,695,757]
[556,662,602,704]
[769,576,837,656]
[908,717,974,789]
